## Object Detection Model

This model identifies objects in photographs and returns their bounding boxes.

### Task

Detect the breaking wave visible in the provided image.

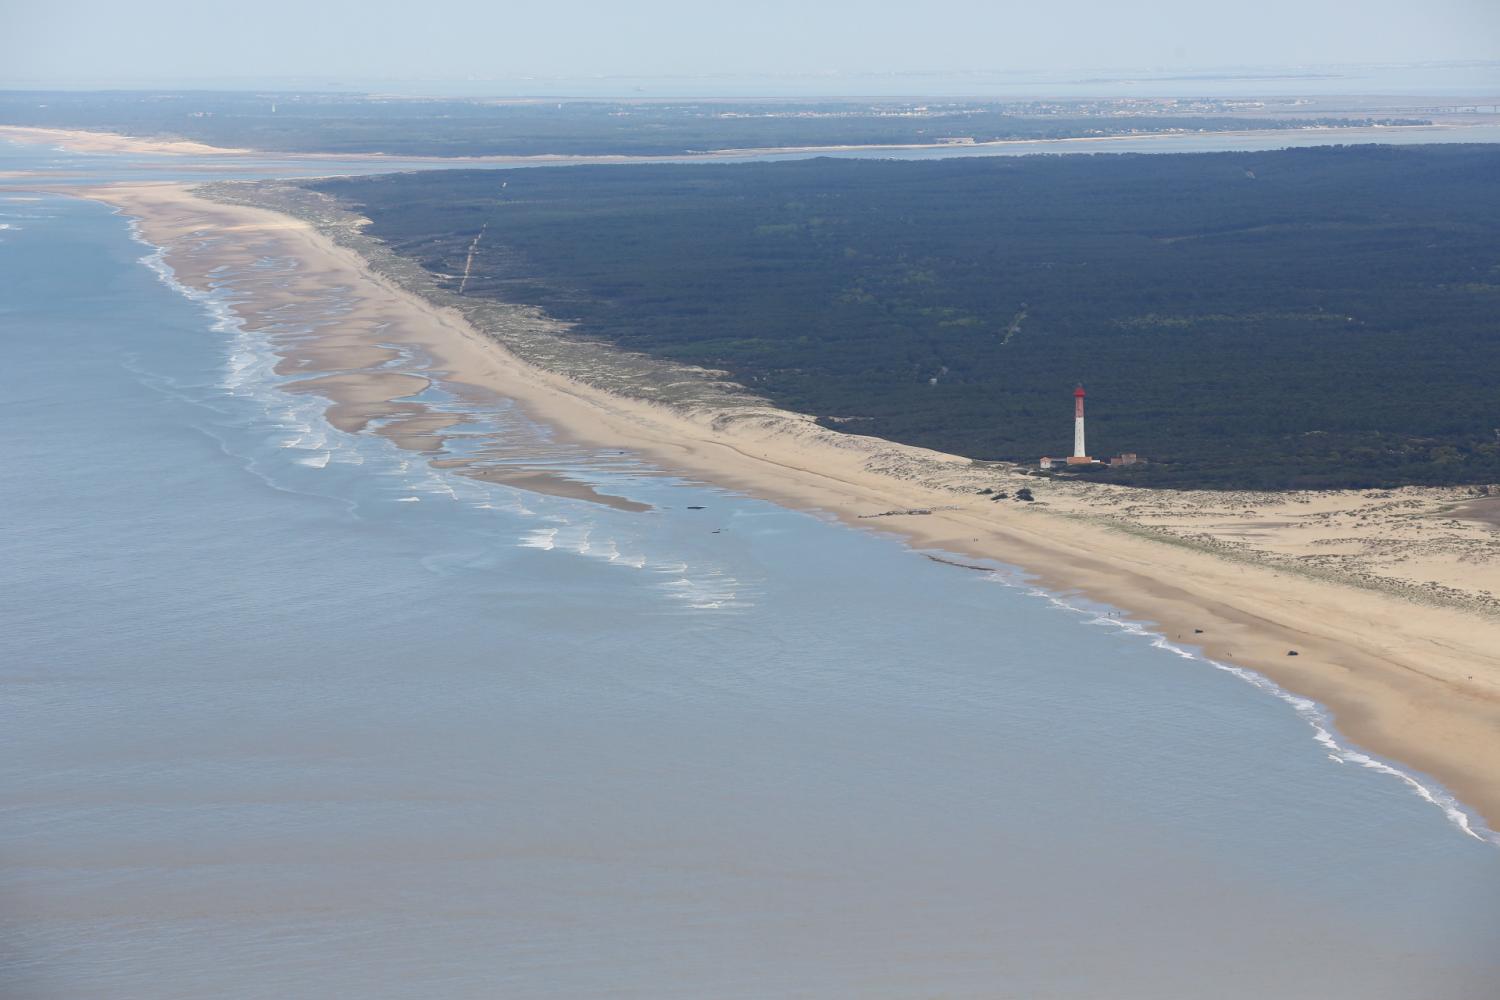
[979,565,1498,846]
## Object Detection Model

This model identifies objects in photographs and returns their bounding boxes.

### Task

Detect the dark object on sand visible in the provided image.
[1015,488,1034,502]
[1287,650,1299,656]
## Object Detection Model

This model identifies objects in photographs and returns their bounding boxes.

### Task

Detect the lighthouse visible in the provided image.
[1066,385,1093,465]
[1073,385,1087,458]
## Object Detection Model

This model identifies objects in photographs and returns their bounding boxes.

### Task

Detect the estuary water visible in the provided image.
[2,160,1500,998]
[9,121,1500,187]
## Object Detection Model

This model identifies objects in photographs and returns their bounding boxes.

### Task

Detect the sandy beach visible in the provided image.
[75,179,1500,835]
[0,125,254,157]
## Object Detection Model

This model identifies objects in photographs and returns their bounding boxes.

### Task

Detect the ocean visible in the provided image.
[1,148,1499,998]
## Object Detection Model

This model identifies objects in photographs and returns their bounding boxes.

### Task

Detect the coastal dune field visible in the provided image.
[81,179,1500,835]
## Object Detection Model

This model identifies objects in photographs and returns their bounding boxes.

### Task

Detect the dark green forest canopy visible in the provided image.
[309,145,1500,489]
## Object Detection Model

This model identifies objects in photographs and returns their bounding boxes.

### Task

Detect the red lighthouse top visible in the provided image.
[1074,385,1085,398]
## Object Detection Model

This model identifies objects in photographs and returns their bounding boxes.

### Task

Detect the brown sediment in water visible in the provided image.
[374,412,468,454]
[71,179,1500,837]
[275,342,401,375]
[281,371,432,436]
[446,465,652,513]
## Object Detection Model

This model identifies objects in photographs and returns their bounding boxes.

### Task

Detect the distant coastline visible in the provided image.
[0,120,1481,166]
[75,178,1500,839]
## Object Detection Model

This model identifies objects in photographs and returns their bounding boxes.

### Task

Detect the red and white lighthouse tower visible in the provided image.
[1068,384,1090,464]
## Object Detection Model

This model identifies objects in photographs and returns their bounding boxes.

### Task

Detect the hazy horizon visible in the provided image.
[7,0,1499,95]
[4,63,1499,102]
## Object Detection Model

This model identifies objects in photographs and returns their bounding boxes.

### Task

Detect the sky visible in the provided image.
[5,0,1498,88]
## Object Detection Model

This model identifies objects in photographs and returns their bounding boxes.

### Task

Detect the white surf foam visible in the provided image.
[658,569,746,611]
[122,209,751,618]
[979,568,1498,846]
[121,213,385,488]
[519,527,558,551]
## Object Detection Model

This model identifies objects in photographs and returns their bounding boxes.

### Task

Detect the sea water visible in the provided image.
[2,182,1499,998]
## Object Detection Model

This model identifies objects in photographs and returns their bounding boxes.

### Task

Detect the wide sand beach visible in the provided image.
[76,179,1500,837]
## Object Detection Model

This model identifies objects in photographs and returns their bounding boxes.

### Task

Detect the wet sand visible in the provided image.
[75,181,650,513]
[77,180,1500,835]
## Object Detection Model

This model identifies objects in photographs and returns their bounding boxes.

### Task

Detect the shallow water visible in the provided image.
[2,180,1499,996]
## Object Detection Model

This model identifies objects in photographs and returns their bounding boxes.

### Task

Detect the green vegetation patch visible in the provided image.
[310,145,1500,489]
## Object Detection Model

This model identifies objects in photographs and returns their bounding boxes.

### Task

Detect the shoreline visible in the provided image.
[0,125,255,157]
[72,179,1500,839]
